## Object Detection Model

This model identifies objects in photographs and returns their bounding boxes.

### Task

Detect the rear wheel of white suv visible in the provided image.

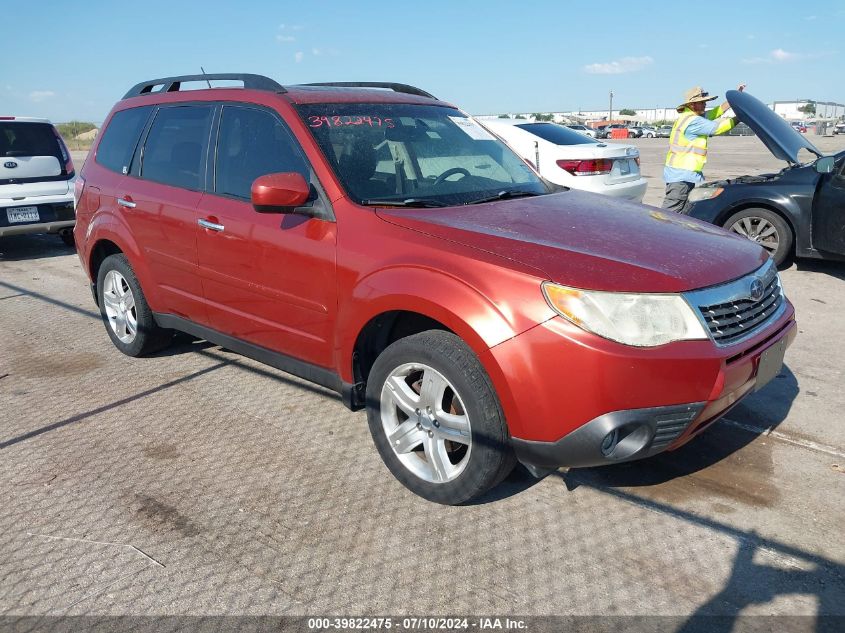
[366,330,516,504]
[97,254,172,356]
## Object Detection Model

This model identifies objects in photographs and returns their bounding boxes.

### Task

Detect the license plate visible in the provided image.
[7,206,39,224]
[754,338,787,391]
[618,160,631,175]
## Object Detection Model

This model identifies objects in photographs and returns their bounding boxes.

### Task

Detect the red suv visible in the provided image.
[75,74,796,504]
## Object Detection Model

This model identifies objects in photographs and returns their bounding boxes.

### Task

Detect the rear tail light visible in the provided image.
[52,127,75,176]
[74,176,85,210]
[556,158,613,175]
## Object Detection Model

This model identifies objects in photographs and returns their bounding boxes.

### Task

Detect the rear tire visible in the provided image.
[97,254,172,356]
[724,208,793,267]
[366,330,516,505]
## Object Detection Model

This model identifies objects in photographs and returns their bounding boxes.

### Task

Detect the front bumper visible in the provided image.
[484,300,796,469]
[512,402,704,469]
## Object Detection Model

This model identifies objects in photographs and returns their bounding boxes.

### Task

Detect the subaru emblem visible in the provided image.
[749,278,765,302]
[3,161,17,169]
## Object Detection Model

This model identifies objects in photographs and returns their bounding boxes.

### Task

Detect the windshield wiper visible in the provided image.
[466,190,542,205]
[361,198,449,208]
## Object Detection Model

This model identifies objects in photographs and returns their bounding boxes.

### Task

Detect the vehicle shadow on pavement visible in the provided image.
[0,234,76,261]
[558,478,845,632]
[793,259,845,281]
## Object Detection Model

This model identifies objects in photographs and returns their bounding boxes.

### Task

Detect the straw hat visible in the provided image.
[676,86,718,112]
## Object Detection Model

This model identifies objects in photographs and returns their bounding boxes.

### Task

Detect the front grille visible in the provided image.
[649,407,699,450]
[686,260,784,346]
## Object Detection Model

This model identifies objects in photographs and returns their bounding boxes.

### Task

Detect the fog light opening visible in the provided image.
[601,429,620,456]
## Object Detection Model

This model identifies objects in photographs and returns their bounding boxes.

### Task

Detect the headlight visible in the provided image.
[688,186,723,203]
[542,283,709,347]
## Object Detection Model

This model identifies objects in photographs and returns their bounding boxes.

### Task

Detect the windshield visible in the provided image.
[296,103,548,205]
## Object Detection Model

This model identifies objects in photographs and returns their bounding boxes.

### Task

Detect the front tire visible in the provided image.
[366,331,516,504]
[724,208,793,267]
[97,254,172,356]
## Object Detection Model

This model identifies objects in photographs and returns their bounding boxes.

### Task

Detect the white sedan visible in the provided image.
[482,120,648,202]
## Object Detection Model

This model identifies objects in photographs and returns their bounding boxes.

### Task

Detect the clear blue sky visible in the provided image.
[2,1,842,123]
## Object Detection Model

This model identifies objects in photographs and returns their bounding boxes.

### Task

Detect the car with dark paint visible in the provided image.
[688,90,845,266]
[74,74,797,504]
[0,117,76,245]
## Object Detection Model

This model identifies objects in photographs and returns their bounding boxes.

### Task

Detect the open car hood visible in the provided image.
[727,90,823,164]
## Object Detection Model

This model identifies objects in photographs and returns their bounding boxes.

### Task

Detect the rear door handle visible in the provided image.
[198,218,225,232]
[117,197,136,209]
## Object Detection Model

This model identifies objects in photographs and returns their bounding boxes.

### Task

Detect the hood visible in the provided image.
[727,90,823,164]
[376,192,768,293]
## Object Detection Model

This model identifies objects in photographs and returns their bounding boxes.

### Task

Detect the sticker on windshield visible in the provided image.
[448,116,496,141]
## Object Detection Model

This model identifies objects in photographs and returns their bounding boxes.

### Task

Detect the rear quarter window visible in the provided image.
[515,123,596,145]
[96,106,153,174]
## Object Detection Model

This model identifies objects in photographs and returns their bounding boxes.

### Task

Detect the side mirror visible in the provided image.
[251,173,311,213]
[815,156,835,174]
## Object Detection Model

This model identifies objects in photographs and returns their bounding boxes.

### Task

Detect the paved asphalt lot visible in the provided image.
[1,137,844,628]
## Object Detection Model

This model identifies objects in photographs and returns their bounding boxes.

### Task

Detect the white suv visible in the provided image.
[1,117,76,245]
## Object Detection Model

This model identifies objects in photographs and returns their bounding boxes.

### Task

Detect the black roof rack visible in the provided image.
[300,82,436,99]
[122,73,286,99]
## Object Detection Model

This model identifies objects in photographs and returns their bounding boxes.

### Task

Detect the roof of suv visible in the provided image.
[119,74,452,108]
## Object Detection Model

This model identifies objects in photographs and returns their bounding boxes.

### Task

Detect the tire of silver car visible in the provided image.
[96,254,172,357]
[366,330,516,504]
[724,208,793,267]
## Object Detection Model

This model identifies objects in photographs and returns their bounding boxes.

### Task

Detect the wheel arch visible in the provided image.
[338,267,547,409]
[84,223,162,309]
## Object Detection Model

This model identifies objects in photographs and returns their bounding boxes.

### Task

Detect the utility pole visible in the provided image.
[609,90,614,123]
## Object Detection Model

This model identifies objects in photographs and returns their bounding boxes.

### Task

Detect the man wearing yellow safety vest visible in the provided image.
[662,84,746,213]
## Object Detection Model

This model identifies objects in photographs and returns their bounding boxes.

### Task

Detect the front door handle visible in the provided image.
[198,218,225,232]
[117,197,136,209]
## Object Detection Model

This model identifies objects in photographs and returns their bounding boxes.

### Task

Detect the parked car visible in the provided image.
[75,74,796,504]
[656,125,673,138]
[0,117,76,245]
[596,124,629,139]
[833,121,845,135]
[789,121,807,134]
[640,126,657,138]
[625,126,643,138]
[482,120,647,202]
[565,124,596,138]
[689,90,845,266]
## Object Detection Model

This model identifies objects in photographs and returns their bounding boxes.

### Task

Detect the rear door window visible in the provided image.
[96,107,152,174]
[140,105,214,190]
[214,105,309,199]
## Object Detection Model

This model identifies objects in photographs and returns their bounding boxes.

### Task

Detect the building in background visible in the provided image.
[478,99,845,127]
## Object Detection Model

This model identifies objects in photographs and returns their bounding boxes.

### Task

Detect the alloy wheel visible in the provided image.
[102,270,137,344]
[380,362,472,484]
[729,216,780,254]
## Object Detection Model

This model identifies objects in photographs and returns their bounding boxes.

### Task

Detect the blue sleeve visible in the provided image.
[684,116,720,139]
